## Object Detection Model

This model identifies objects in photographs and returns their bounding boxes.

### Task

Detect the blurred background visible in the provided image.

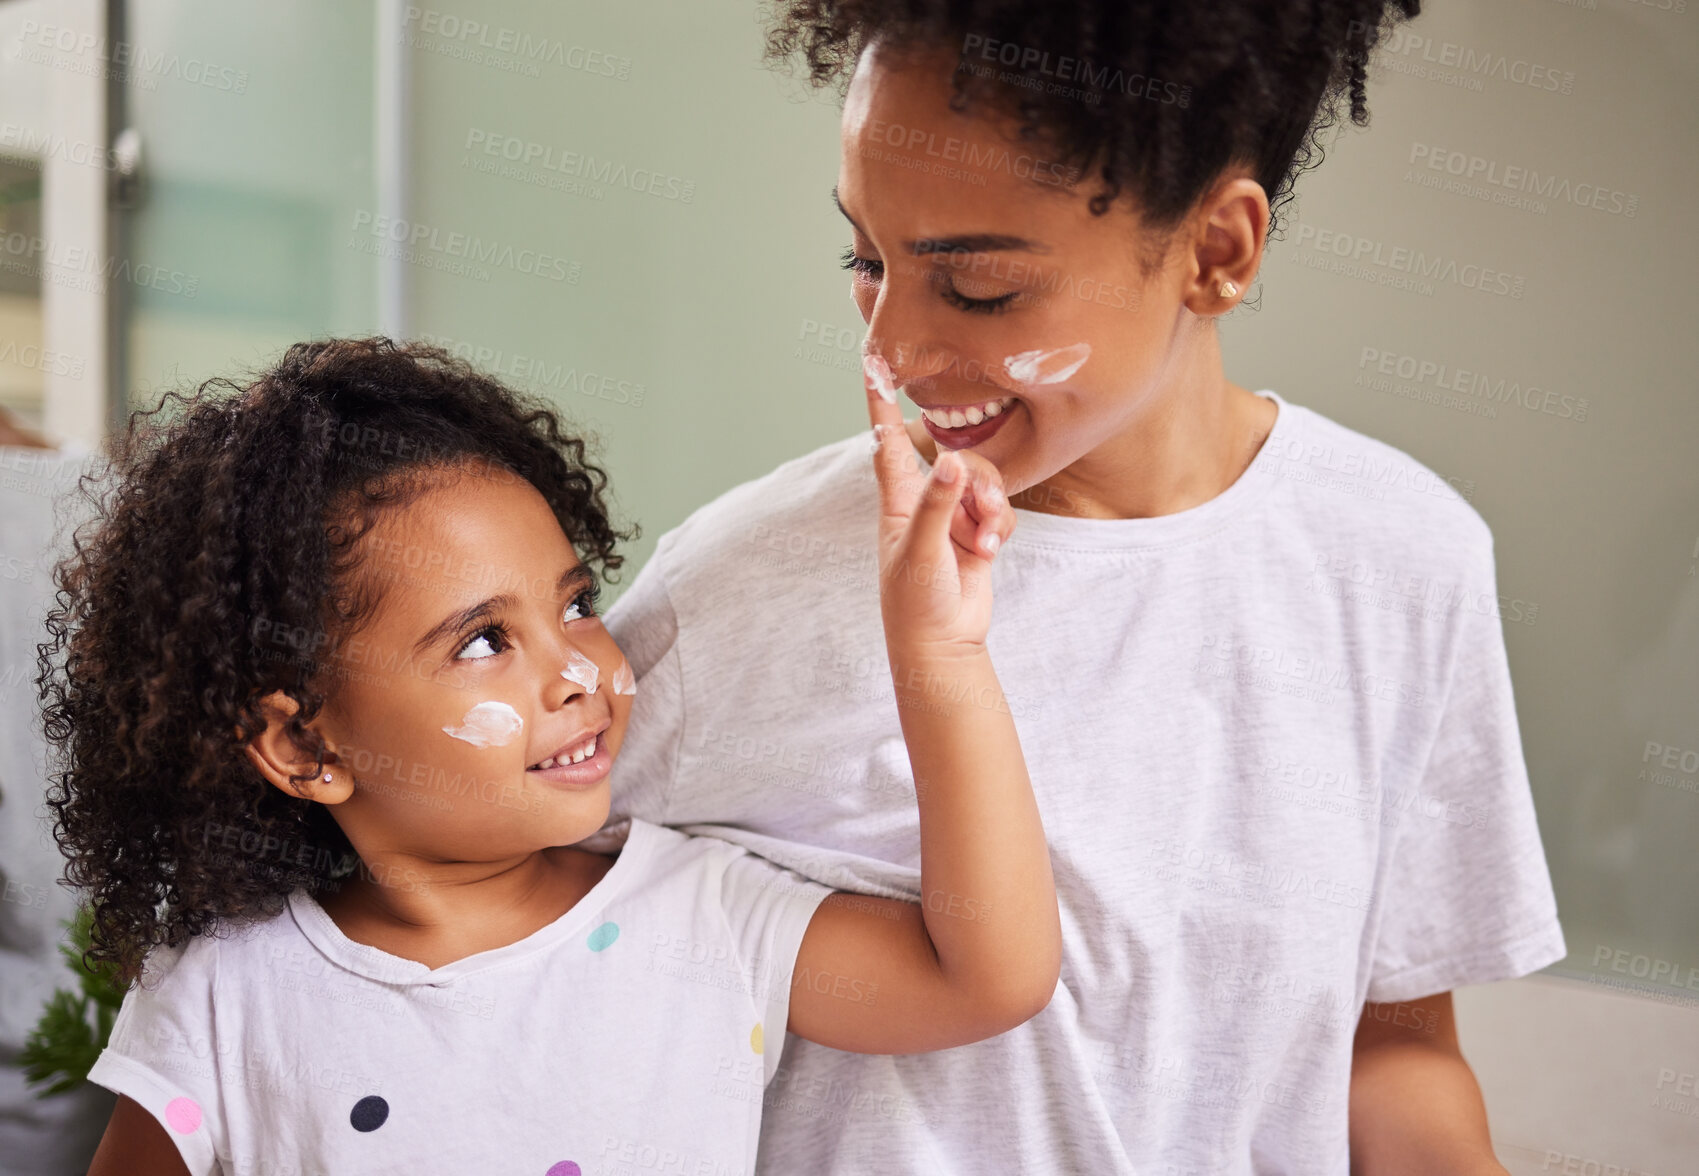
[0,0,1694,1172]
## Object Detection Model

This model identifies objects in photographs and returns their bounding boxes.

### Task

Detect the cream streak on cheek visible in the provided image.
[1003,342,1091,385]
[560,649,600,693]
[611,657,637,696]
[441,700,523,748]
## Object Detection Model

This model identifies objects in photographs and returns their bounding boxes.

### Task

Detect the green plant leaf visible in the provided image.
[23,906,128,1097]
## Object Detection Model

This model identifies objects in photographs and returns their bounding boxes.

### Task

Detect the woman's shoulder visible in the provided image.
[654,431,876,569]
[1268,396,1495,570]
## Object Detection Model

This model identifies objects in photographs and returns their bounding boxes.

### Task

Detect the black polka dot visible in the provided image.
[350,1095,389,1132]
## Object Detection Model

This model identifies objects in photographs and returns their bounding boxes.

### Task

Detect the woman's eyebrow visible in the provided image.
[413,564,595,654]
[832,186,1051,256]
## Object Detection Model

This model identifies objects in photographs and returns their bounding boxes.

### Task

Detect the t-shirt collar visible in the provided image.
[1001,389,1299,552]
[285,819,653,987]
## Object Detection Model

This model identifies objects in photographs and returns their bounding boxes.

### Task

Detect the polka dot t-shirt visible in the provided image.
[86,819,832,1176]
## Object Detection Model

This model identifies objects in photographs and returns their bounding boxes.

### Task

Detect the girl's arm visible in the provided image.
[785,377,1062,1054]
[87,1095,193,1176]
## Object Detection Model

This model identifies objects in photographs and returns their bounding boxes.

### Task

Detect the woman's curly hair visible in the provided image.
[37,336,635,984]
[766,0,1420,241]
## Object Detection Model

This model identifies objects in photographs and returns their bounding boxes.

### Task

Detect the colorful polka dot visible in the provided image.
[163,1097,201,1134]
[545,1164,582,1176]
[586,921,619,951]
[750,1022,764,1055]
[350,1095,389,1132]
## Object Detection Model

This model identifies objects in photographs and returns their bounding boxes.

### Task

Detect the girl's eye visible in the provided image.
[455,623,511,661]
[561,586,600,624]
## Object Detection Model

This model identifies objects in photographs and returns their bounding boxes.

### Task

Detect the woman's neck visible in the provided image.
[1024,377,1277,520]
[316,843,616,970]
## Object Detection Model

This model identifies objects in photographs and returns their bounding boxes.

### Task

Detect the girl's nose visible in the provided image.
[545,636,602,707]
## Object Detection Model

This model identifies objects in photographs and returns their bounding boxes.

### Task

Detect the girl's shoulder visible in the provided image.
[131,895,308,993]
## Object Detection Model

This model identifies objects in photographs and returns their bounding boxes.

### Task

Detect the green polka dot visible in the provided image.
[586,922,619,952]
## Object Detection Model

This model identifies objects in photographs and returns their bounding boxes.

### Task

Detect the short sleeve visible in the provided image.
[594,537,685,840]
[85,940,225,1175]
[1365,531,1568,1004]
[714,846,833,1086]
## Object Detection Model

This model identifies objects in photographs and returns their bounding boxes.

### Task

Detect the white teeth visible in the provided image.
[921,397,1014,429]
[535,738,596,770]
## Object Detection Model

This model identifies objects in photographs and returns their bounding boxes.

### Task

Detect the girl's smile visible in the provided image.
[526,726,613,790]
[308,458,634,865]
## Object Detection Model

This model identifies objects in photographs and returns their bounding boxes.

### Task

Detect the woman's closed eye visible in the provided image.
[839,246,1019,314]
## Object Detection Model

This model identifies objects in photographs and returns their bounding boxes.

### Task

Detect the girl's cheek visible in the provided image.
[441,699,524,748]
[610,653,637,697]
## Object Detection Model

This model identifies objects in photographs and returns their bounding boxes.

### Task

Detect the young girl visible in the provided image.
[40,336,1058,1175]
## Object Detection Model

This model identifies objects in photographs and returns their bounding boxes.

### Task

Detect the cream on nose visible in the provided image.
[560,649,599,693]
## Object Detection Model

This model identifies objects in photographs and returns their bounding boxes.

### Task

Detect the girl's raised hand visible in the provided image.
[865,365,1016,659]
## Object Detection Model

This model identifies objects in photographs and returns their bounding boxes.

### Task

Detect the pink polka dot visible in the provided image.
[164,1097,202,1134]
[545,1164,581,1176]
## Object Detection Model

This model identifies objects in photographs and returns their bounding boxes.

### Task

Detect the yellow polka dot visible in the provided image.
[750,1022,764,1054]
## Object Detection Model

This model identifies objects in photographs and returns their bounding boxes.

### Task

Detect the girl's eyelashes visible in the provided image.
[561,585,600,624]
[840,245,1019,314]
[450,586,597,661]
[455,621,512,661]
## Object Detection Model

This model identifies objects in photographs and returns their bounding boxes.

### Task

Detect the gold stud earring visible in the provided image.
[1219,279,1239,299]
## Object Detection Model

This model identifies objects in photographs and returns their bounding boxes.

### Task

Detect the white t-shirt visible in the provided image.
[87,817,832,1176]
[593,389,1568,1176]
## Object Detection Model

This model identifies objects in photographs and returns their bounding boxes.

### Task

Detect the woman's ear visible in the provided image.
[243,690,355,805]
[1182,174,1268,318]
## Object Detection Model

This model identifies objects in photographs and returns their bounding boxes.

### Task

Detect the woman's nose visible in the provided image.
[864,329,957,392]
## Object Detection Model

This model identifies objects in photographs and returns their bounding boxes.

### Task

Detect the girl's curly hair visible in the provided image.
[37,336,635,984]
[765,0,1420,241]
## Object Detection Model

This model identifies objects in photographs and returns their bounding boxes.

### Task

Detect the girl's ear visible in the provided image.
[244,690,356,805]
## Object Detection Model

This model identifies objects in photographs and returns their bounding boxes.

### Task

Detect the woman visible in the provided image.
[595,2,1565,1172]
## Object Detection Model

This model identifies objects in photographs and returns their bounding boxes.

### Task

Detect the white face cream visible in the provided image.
[560,649,600,694]
[611,658,637,696]
[1003,342,1091,386]
[862,352,899,404]
[441,700,523,748]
